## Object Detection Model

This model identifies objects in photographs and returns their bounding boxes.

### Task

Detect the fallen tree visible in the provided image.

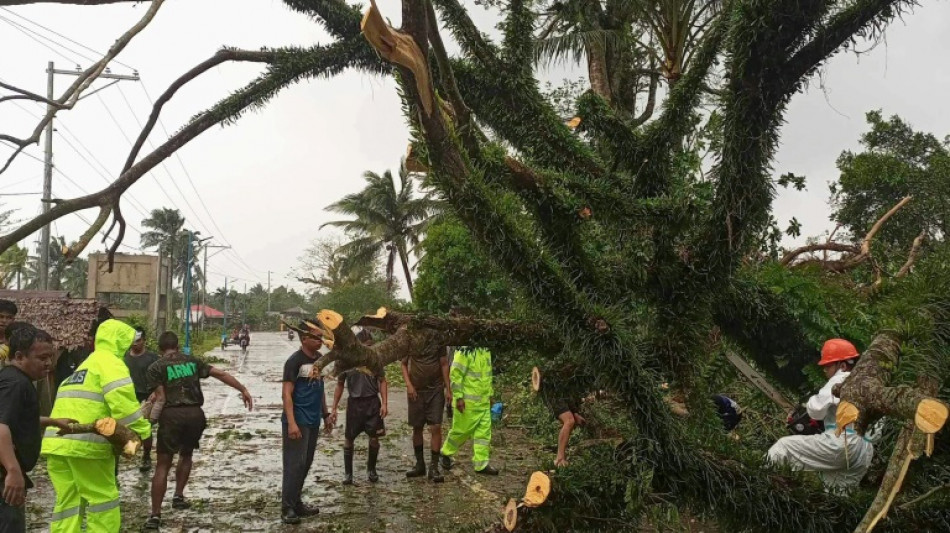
[5,0,950,531]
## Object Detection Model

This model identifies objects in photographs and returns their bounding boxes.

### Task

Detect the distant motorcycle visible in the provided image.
[240,335,249,354]
[288,330,295,341]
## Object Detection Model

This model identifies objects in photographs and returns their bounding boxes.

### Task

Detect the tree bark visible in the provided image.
[310,309,554,376]
[59,417,142,456]
[834,333,948,435]
[855,378,938,533]
[586,45,612,103]
[397,243,414,298]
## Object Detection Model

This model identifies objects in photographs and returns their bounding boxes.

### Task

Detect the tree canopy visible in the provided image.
[0,0,947,531]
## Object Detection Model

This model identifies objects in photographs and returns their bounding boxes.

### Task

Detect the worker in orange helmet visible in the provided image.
[767,339,874,492]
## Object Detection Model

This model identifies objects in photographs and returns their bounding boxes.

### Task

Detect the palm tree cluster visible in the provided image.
[322,162,441,297]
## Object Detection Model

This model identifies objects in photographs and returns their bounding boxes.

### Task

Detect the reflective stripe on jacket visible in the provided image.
[42,319,152,459]
[450,347,493,404]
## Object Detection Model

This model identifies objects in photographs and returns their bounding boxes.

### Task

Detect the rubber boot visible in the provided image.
[405,445,426,478]
[367,445,380,483]
[343,447,354,485]
[428,450,444,483]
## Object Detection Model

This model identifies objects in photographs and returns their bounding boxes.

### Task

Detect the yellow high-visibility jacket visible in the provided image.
[42,319,151,459]
[449,347,493,406]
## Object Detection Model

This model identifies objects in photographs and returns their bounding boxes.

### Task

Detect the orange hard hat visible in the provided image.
[819,338,859,366]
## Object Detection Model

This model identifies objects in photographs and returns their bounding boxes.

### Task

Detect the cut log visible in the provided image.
[523,471,551,508]
[503,498,518,531]
[914,399,948,434]
[566,117,581,129]
[834,333,949,436]
[531,367,541,393]
[61,417,142,457]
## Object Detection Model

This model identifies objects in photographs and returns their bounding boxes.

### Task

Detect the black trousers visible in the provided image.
[0,498,26,533]
[281,424,319,511]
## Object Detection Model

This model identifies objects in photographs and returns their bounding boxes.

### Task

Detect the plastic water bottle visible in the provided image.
[491,402,503,423]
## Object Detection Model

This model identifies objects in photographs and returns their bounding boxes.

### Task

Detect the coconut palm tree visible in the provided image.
[0,244,28,289]
[322,162,441,297]
[25,236,71,291]
[535,0,722,119]
[140,207,204,285]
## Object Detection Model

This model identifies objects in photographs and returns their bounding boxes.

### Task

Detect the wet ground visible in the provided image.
[27,332,542,532]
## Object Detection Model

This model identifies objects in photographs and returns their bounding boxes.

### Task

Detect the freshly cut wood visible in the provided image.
[361,0,434,116]
[355,307,396,331]
[523,471,551,508]
[531,367,541,393]
[566,117,581,129]
[503,498,518,531]
[835,400,860,436]
[317,310,343,330]
[61,417,142,457]
[915,399,948,434]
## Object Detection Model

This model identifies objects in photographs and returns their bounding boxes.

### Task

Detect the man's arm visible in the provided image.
[0,423,24,506]
[379,376,389,418]
[332,376,345,415]
[440,355,451,403]
[401,358,417,400]
[282,381,301,439]
[209,367,253,411]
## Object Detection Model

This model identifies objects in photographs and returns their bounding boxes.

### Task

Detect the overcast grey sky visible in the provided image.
[1,0,948,297]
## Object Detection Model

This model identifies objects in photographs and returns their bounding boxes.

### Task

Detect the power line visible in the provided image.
[0,7,136,71]
[53,123,152,218]
[0,15,84,64]
[115,85,217,238]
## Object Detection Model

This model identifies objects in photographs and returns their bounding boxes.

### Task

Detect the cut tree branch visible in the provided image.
[834,333,948,436]
[0,0,164,176]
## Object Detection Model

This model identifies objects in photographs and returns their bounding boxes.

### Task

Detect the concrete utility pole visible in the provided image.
[202,243,230,329]
[184,231,194,355]
[39,62,139,289]
[222,276,228,341]
[267,271,272,313]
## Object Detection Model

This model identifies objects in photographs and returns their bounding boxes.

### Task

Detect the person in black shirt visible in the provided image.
[125,327,160,472]
[53,327,94,393]
[143,332,252,531]
[0,323,74,533]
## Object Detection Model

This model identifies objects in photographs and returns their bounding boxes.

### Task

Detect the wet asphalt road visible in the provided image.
[27,332,539,532]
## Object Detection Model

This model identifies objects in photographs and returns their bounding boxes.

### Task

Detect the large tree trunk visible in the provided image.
[397,243,414,298]
[586,45,612,103]
[310,308,554,376]
[834,333,948,435]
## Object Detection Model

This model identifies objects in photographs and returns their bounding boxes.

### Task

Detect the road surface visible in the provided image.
[27,332,539,532]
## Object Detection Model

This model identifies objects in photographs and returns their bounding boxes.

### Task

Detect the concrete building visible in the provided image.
[86,252,170,331]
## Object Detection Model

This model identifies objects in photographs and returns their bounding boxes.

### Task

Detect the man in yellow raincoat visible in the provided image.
[439,347,498,475]
[41,319,152,532]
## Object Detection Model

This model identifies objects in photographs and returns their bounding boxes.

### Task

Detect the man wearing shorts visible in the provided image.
[540,384,586,468]
[331,364,388,485]
[143,332,252,530]
[123,327,159,471]
[401,345,451,482]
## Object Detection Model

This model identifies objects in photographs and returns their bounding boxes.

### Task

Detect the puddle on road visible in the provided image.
[27,333,544,532]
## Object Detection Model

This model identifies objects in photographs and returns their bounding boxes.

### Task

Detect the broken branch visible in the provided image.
[895,230,927,278]
[0,0,164,176]
[59,417,142,456]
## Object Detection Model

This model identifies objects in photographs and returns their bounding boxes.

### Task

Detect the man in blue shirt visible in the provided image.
[280,322,333,525]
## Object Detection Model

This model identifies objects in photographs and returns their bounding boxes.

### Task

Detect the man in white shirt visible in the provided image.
[767,338,874,491]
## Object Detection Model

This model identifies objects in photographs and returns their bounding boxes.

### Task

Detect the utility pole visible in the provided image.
[184,231,193,355]
[202,243,229,329]
[39,62,139,289]
[222,276,228,341]
[267,271,272,313]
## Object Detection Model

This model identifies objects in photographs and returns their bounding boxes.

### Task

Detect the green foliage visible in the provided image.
[832,110,950,269]
[322,163,442,295]
[413,216,518,315]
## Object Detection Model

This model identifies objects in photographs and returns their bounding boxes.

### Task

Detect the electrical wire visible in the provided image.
[0,15,84,64]
[0,7,136,71]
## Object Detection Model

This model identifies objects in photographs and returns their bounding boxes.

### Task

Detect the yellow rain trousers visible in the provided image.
[440,347,494,471]
[42,319,151,532]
